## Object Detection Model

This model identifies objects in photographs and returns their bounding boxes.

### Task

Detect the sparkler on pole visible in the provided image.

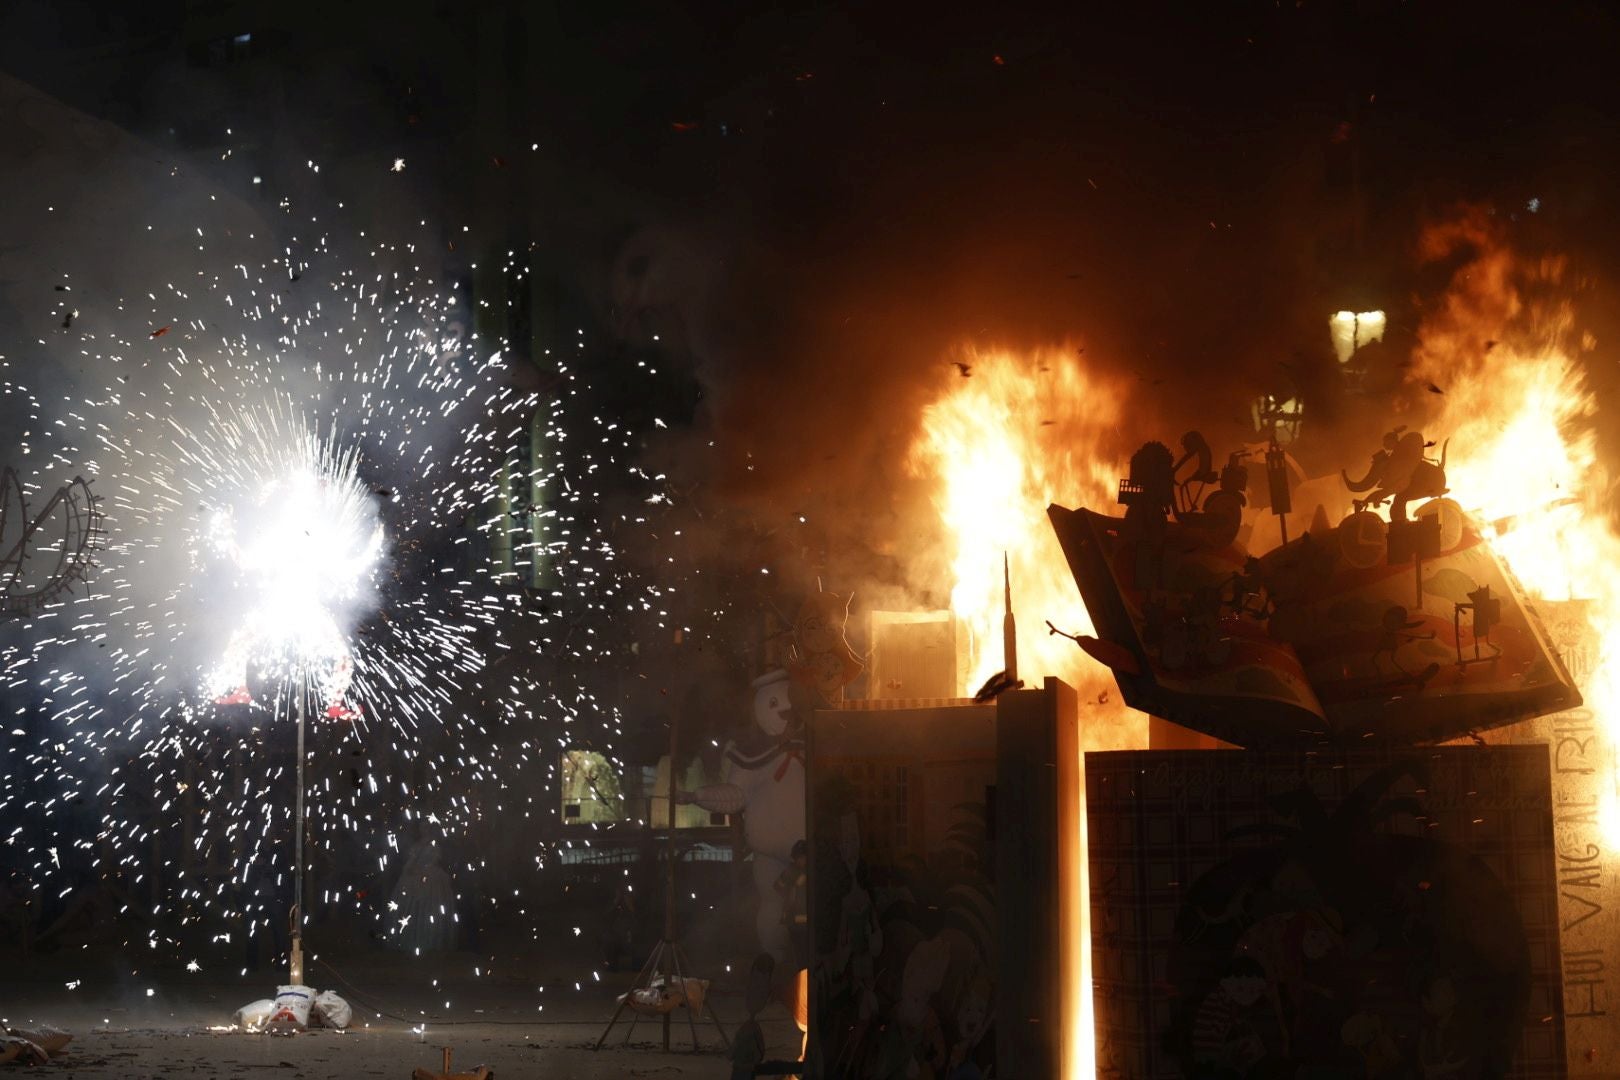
[0,171,680,971]
[192,408,385,983]
[291,674,307,986]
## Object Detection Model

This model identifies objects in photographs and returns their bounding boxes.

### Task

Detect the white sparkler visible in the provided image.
[185,408,386,983]
[197,411,384,707]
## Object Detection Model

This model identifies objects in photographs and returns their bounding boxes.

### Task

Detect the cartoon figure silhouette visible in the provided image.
[1344,428,1449,521]
[1174,431,1220,503]
[1341,1011,1403,1079]
[1371,605,1437,679]
[1171,432,1247,549]
[1190,956,1280,1074]
[1223,557,1272,620]
[1120,441,1175,589]
[1418,971,1469,1079]
[1232,907,1343,1052]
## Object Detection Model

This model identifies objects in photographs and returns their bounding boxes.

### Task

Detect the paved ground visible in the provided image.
[12,1025,739,1080]
[3,948,801,1079]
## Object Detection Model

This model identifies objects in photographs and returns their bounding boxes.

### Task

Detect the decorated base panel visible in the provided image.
[806,700,1000,1079]
[1086,746,1565,1080]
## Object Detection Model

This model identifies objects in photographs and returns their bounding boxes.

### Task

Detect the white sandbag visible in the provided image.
[627,985,669,1010]
[267,985,316,1030]
[0,1036,48,1065]
[622,975,709,1015]
[6,1026,71,1056]
[311,990,352,1029]
[233,999,277,1030]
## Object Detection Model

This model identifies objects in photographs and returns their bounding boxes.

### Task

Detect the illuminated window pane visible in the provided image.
[561,749,626,824]
[1329,310,1387,364]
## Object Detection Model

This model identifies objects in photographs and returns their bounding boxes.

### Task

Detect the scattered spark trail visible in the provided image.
[0,161,676,960]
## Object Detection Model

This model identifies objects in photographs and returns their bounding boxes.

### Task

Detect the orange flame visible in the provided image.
[908,343,1134,1080]
[907,344,1141,746]
[1411,222,1620,839]
[906,230,1620,1080]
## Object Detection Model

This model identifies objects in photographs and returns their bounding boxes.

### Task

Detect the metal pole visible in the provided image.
[663,700,678,1051]
[666,699,678,944]
[289,676,306,984]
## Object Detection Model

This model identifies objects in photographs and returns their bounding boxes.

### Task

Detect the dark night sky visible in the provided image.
[519,2,1620,520]
[5,0,1620,588]
[524,2,1620,445]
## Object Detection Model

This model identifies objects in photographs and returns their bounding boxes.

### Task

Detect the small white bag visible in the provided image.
[233,999,277,1030]
[312,990,353,1030]
[267,985,316,1029]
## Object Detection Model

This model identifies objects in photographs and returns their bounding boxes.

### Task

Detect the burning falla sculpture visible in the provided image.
[1049,426,1579,747]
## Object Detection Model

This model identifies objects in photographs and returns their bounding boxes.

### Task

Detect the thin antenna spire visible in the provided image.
[1003,552,1018,683]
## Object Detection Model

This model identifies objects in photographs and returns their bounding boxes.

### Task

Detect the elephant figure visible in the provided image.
[1343,429,1448,520]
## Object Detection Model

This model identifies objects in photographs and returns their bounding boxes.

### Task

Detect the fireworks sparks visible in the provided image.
[0,160,675,960]
[184,407,384,704]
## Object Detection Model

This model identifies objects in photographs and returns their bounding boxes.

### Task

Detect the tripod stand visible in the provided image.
[593,703,729,1053]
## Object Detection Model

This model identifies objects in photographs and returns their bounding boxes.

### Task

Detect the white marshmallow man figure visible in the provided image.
[691,669,806,967]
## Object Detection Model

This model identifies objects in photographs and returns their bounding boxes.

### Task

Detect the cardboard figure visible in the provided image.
[945,974,993,1080]
[829,811,884,1074]
[787,590,863,703]
[1171,432,1247,549]
[1344,428,1449,521]
[1419,972,1469,1079]
[1119,440,1175,590]
[1371,605,1438,680]
[688,670,806,969]
[1190,956,1277,1074]
[776,839,810,968]
[871,938,951,1079]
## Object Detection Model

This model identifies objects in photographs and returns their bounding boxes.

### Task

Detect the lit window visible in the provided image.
[1329,310,1386,364]
[561,750,626,824]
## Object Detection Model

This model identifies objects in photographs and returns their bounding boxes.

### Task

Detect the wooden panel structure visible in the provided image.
[1480,599,1620,1079]
[994,679,1083,1080]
